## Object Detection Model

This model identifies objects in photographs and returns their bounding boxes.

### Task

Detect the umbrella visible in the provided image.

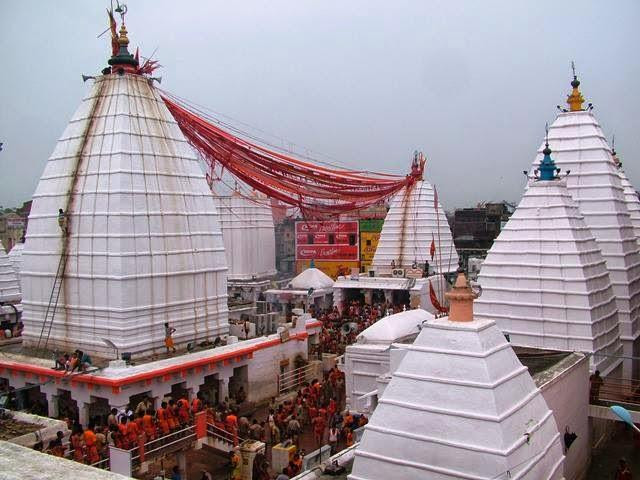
[610,405,640,433]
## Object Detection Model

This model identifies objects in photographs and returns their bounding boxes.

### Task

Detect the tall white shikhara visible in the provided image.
[212,193,276,281]
[475,178,623,375]
[22,74,229,356]
[372,179,458,274]
[530,108,640,377]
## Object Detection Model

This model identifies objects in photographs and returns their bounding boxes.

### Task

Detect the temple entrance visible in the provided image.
[170,382,190,401]
[198,374,220,406]
[57,389,79,422]
[392,290,410,308]
[88,396,110,425]
[342,288,364,304]
[229,365,248,405]
[129,391,153,412]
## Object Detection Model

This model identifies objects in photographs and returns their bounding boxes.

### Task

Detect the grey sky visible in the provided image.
[1,1,639,211]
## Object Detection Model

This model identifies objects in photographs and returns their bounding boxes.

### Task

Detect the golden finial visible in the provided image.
[118,24,129,47]
[566,61,584,112]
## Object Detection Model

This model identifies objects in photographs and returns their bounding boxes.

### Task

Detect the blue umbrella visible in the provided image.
[610,405,640,433]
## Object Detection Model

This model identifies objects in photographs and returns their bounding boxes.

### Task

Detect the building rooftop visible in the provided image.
[0,441,132,480]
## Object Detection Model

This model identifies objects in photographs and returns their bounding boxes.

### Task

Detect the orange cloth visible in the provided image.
[167,406,178,430]
[142,414,156,439]
[165,336,174,349]
[156,408,170,435]
[191,398,202,414]
[127,420,140,443]
[83,430,100,464]
[178,398,190,423]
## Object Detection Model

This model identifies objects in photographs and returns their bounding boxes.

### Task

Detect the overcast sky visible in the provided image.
[1,0,639,210]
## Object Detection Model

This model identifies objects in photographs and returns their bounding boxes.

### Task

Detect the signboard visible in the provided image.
[295,221,359,261]
[295,221,358,234]
[296,245,359,260]
[360,232,380,263]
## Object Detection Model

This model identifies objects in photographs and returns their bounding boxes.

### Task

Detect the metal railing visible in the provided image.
[205,421,248,448]
[128,424,197,467]
[597,377,640,405]
[277,364,315,396]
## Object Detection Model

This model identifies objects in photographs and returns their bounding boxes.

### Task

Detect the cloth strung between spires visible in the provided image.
[160,91,424,218]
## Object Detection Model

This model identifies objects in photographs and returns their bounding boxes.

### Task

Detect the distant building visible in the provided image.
[275,217,296,276]
[452,201,514,266]
[0,211,27,252]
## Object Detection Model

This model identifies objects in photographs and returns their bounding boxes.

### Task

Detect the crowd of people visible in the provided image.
[311,299,408,356]
[207,367,365,480]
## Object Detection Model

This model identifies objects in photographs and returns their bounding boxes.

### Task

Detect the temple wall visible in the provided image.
[538,355,590,480]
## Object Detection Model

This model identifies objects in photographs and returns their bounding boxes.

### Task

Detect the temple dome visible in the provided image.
[356,309,433,344]
[21,73,229,356]
[530,109,640,376]
[212,192,276,281]
[0,245,21,303]
[372,179,458,274]
[350,296,564,479]
[475,178,622,375]
[289,267,334,290]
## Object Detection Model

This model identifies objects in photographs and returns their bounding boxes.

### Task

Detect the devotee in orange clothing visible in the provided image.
[118,417,131,449]
[312,414,326,446]
[127,416,140,445]
[83,425,100,464]
[178,398,191,425]
[345,427,354,447]
[156,403,170,435]
[167,400,178,430]
[142,410,156,440]
[191,393,203,414]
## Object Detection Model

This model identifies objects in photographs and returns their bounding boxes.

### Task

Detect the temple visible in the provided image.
[475,140,623,375]
[20,23,229,356]
[349,270,565,480]
[371,169,458,275]
[0,245,21,304]
[530,73,640,377]
[212,191,277,284]
[612,148,640,242]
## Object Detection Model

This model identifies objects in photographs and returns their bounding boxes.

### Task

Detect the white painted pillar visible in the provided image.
[219,377,229,403]
[79,402,91,427]
[47,393,59,418]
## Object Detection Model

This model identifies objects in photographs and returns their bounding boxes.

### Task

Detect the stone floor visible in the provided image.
[587,423,640,479]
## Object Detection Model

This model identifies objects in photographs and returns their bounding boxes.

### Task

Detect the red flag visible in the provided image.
[430,234,436,260]
[134,47,139,64]
[429,280,449,313]
[433,185,439,209]
[107,8,118,56]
